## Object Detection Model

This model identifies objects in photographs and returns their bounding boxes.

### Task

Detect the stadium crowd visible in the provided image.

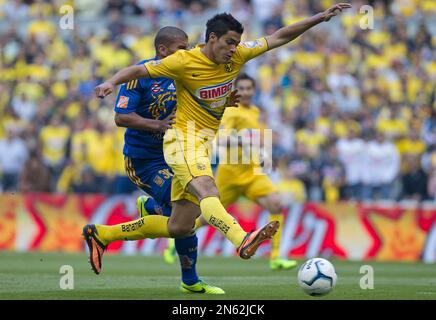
[0,0,435,203]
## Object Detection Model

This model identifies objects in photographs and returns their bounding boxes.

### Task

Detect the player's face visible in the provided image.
[160,37,189,58]
[211,31,241,64]
[236,79,255,106]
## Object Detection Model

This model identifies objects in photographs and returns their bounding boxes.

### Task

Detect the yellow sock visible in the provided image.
[194,218,203,231]
[269,213,283,260]
[199,196,246,247]
[167,238,175,251]
[193,215,209,231]
[95,215,170,246]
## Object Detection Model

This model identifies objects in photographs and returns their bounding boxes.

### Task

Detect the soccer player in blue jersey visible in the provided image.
[83,27,224,294]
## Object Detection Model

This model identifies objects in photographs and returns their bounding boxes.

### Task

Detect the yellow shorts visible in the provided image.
[163,128,215,204]
[215,164,278,208]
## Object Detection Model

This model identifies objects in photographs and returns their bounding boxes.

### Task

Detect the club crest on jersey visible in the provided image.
[117,96,129,109]
[154,175,164,187]
[151,82,161,93]
[197,80,233,100]
[225,63,233,72]
[241,39,264,49]
[149,60,162,66]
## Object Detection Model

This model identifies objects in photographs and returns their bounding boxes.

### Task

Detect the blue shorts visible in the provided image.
[124,156,173,216]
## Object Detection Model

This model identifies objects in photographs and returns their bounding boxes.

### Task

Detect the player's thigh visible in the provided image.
[163,129,194,193]
[188,176,219,200]
[168,199,201,237]
[256,192,283,214]
[245,174,282,213]
[171,174,199,206]
[185,140,218,199]
[164,129,216,201]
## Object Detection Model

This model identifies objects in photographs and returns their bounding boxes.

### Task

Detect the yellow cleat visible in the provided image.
[163,238,177,264]
[270,258,298,271]
[136,195,150,218]
[181,280,225,294]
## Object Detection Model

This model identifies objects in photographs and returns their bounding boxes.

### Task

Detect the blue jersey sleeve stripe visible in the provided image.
[125,79,139,90]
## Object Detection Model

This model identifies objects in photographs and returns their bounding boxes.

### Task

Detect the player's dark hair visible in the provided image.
[154,26,188,51]
[205,13,244,42]
[235,73,256,88]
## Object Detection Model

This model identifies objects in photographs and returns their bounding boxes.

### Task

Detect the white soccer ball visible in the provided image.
[297,258,337,296]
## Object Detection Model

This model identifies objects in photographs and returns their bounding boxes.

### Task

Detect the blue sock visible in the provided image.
[158,203,199,285]
[175,235,199,285]
[143,197,163,215]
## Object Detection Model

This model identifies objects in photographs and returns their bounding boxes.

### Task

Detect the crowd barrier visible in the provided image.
[0,194,435,262]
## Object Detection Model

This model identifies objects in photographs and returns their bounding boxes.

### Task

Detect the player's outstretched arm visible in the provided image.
[95,65,150,98]
[265,3,351,50]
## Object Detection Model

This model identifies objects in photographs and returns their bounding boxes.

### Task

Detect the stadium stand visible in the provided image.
[0,0,435,202]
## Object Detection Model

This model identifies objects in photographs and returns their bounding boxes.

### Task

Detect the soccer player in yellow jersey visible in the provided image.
[91,4,351,271]
[202,73,297,270]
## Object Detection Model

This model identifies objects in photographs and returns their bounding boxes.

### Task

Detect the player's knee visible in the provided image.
[168,222,193,238]
[271,202,283,214]
[267,195,283,214]
[188,176,219,200]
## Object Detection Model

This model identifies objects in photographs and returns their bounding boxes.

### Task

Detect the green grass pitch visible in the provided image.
[0,251,435,300]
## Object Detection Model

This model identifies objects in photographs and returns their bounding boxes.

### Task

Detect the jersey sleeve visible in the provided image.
[144,50,185,81]
[235,37,269,63]
[114,79,143,114]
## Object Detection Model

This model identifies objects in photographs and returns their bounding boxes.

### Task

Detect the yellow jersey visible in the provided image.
[219,103,263,167]
[144,38,269,135]
[277,178,307,204]
[71,128,114,176]
[40,125,70,166]
[222,104,261,131]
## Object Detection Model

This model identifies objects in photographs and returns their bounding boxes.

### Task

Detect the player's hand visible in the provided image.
[226,89,241,108]
[156,111,176,133]
[322,3,352,22]
[95,82,115,99]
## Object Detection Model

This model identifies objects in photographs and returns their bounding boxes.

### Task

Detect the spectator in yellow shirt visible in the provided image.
[39,114,70,187]
[295,120,326,157]
[376,106,408,140]
[396,130,427,173]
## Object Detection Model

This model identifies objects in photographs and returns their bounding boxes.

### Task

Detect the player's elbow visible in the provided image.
[114,113,127,127]
[132,65,149,78]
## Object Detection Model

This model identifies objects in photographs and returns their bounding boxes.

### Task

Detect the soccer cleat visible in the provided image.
[237,221,279,260]
[180,280,225,294]
[163,238,177,264]
[82,224,107,275]
[136,195,150,218]
[270,258,298,271]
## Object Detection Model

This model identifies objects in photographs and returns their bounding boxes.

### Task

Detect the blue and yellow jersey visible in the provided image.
[114,57,177,159]
[144,38,269,135]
